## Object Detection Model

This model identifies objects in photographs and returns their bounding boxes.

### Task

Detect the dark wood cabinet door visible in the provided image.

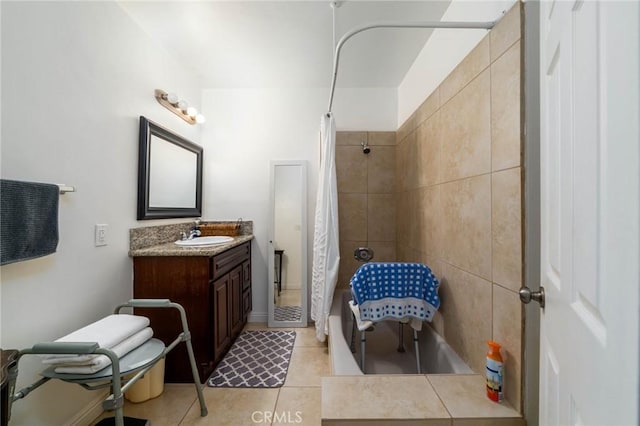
[242,259,251,291]
[133,256,210,383]
[242,288,252,323]
[212,274,231,361]
[230,265,244,338]
[132,241,251,383]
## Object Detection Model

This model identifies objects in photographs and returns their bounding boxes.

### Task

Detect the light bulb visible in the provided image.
[166,93,179,104]
[195,114,206,124]
[177,100,188,110]
[186,107,198,117]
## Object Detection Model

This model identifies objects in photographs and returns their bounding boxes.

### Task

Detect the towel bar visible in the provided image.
[57,184,75,194]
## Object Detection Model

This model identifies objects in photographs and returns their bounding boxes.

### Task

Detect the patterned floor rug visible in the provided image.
[207,330,296,388]
[274,305,302,322]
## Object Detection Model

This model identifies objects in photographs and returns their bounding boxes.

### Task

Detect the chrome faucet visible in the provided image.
[187,229,201,240]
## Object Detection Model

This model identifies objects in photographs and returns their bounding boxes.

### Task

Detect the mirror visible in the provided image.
[268,161,308,327]
[137,116,203,219]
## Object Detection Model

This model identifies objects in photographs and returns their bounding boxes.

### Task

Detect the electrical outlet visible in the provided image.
[95,224,108,247]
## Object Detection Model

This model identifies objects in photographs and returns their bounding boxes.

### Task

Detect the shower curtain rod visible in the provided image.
[327,20,496,112]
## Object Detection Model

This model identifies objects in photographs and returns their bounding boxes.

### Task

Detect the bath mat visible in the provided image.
[207,330,296,388]
[274,305,302,322]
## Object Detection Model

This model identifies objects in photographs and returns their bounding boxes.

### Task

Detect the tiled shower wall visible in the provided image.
[395,4,523,411]
[335,131,397,288]
[333,3,523,412]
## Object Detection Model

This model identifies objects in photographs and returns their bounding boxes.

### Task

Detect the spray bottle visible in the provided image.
[486,341,504,402]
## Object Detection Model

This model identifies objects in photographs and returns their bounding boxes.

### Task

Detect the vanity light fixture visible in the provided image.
[154,89,206,125]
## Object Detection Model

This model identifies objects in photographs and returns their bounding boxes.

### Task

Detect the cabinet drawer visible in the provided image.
[211,242,250,280]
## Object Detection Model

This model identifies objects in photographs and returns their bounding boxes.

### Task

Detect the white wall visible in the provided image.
[397,0,516,125]
[0,2,201,424]
[332,88,397,131]
[201,86,394,321]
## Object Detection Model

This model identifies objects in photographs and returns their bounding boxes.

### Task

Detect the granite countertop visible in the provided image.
[129,234,253,257]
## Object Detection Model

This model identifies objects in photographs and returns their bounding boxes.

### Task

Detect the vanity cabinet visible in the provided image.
[133,241,252,383]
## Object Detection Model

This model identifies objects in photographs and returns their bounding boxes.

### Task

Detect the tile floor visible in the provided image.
[275,289,301,307]
[92,324,329,426]
[91,323,523,426]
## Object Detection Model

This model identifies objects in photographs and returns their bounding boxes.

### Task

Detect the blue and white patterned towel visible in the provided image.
[350,262,440,324]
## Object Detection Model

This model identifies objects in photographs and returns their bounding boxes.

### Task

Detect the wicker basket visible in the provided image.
[200,223,240,237]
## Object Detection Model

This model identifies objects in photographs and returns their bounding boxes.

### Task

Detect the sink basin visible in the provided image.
[175,236,235,247]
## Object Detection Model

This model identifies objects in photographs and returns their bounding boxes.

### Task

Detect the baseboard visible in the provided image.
[248,312,268,323]
[68,390,109,426]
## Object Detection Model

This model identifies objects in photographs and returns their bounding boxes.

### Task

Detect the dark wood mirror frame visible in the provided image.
[137,116,203,220]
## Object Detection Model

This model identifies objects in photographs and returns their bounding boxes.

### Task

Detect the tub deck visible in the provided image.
[325,290,523,425]
[321,374,524,425]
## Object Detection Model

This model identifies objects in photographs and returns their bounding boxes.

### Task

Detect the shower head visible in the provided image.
[361,141,371,154]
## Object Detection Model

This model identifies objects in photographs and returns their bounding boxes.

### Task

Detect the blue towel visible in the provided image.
[350,262,440,323]
[1,179,59,265]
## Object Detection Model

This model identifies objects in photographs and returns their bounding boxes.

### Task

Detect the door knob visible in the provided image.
[519,286,545,308]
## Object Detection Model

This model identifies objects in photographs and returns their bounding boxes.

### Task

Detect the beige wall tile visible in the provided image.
[427,374,520,418]
[491,167,522,291]
[338,193,367,241]
[396,132,413,192]
[338,240,366,287]
[438,264,492,373]
[491,41,521,171]
[337,146,367,194]
[440,70,492,182]
[368,241,397,263]
[397,112,418,144]
[414,88,441,127]
[368,131,396,146]
[405,248,424,263]
[490,2,521,62]
[407,188,421,251]
[440,35,490,106]
[396,244,422,264]
[492,284,523,412]
[368,194,396,242]
[396,191,410,249]
[322,376,450,421]
[397,244,410,263]
[337,131,367,146]
[440,175,492,280]
[417,111,442,187]
[419,185,442,259]
[406,131,419,190]
[369,145,396,194]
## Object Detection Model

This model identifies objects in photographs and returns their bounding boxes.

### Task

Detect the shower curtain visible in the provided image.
[311,113,340,342]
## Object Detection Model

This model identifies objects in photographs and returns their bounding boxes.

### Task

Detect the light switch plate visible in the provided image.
[95,224,108,247]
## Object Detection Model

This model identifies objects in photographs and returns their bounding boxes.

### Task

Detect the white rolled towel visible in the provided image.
[42,314,150,364]
[52,327,154,374]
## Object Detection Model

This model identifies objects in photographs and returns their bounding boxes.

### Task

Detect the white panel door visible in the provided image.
[539,1,639,425]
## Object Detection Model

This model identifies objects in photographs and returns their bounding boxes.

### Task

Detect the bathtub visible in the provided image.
[328,289,473,375]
